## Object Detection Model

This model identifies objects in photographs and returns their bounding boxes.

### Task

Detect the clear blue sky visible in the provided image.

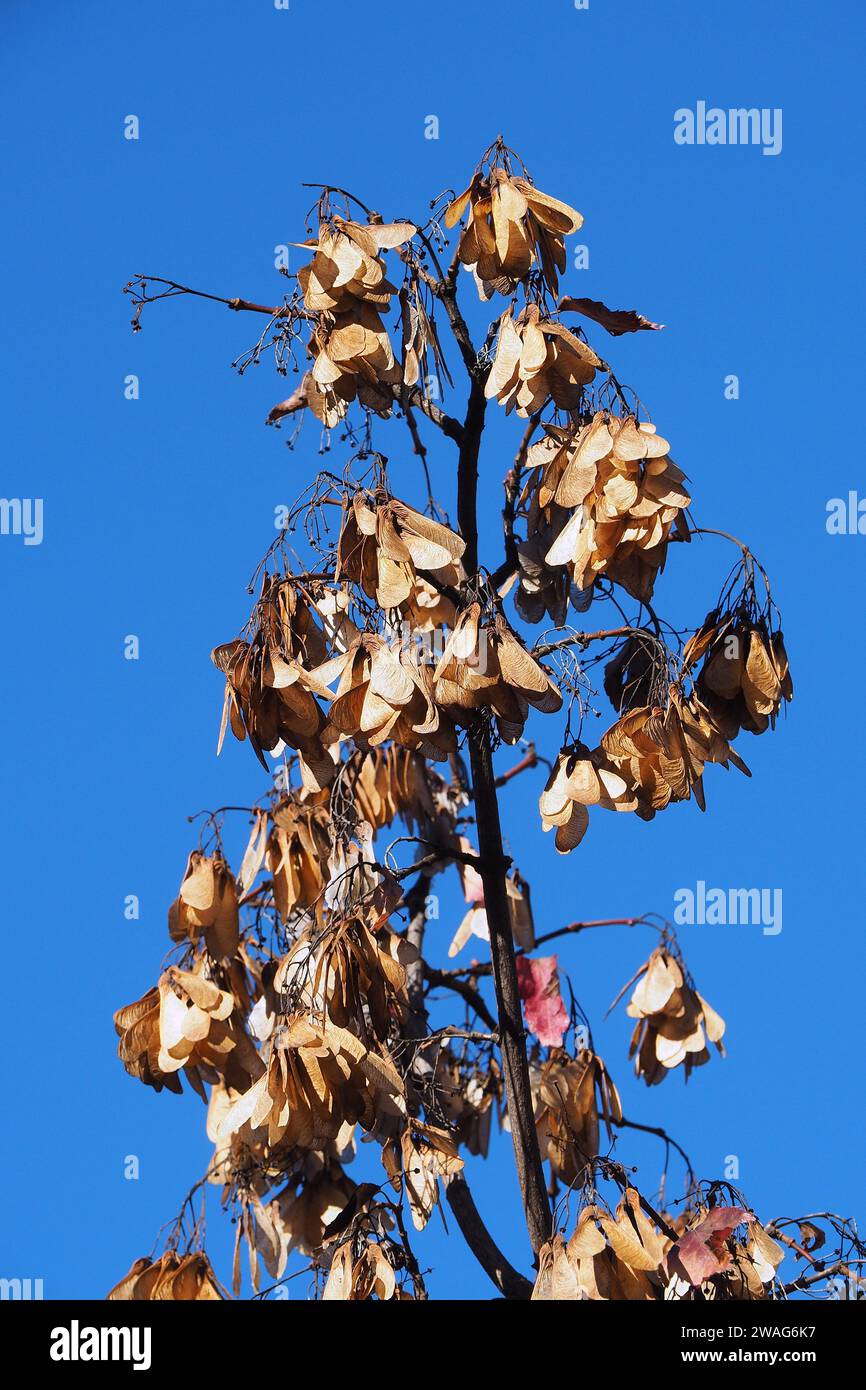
[1,0,864,1299]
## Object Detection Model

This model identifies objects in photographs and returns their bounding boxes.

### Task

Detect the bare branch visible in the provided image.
[532,916,648,950]
[616,1115,697,1185]
[494,744,539,788]
[468,723,552,1256]
[532,626,636,659]
[444,1174,534,1300]
[423,963,499,1033]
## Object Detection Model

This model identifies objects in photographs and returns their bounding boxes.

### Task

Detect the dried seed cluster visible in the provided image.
[538,413,691,603]
[625,947,726,1085]
[110,142,810,1305]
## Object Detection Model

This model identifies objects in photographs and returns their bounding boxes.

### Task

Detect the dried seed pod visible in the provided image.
[533,1048,622,1184]
[108,1251,227,1301]
[539,745,637,852]
[216,1015,406,1151]
[446,167,582,298]
[314,632,456,761]
[485,306,601,417]
[336,487,464,612]
[600,685,749,818]
[168,850,240,958]
[696,618,793,737]
[400,1121,464,1230]
[623,947,726,1085]
[543,413,691,603]
[114,959,259,1098]
[432,603,562,744]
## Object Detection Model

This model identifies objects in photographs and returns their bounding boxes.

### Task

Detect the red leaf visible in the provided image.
[668,1206,754,1286]
[558,296,664,337]
[516,954,569,1048]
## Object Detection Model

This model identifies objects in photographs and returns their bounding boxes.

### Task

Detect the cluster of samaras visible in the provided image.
[210,498,565,783]
[207,486,791,862]
[112,750,488,1296]
[110,144,803,1302]
[112,728,737,1299]
[253,149,792,859]
[538,599,792,853]
[270,150,643,433]
[533,1190,787,1302]
[286,155,587,428]
[108,1252,226,1301]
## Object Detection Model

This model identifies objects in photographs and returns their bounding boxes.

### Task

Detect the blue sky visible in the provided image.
[1,0,864,1300]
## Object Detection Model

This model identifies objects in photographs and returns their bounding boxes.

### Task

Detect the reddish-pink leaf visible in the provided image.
[559,296,664,337]
[516,954,569,1048]
[668,1206,754,1286]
